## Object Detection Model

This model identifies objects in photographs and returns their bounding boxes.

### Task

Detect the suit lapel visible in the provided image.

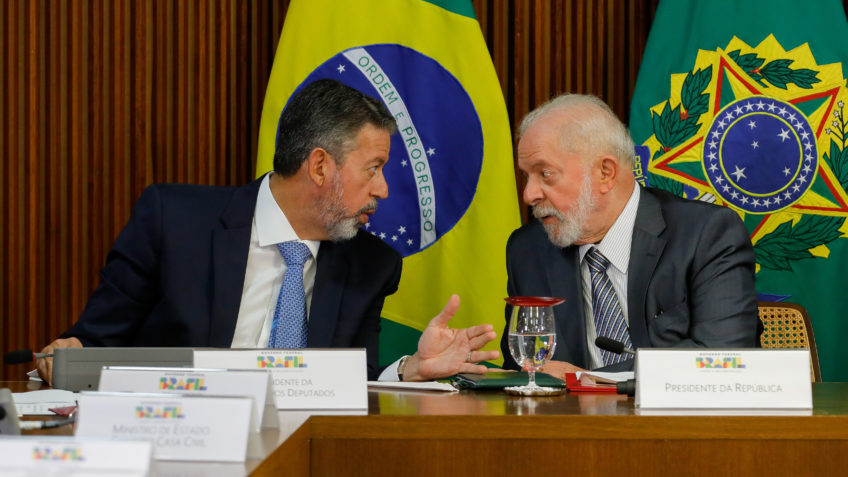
[308,240,347,347]
[627,189,667,349]
[208,177,264,347]
[543,240,588,364]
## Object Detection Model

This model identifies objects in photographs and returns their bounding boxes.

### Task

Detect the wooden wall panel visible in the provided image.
[1,0,291,379]
[1,0,657,380]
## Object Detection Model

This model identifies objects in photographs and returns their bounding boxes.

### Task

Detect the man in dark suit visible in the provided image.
[38,79,499,383]
[501,94,759,375]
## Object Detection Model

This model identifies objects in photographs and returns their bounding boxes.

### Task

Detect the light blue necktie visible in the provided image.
[586,247,633,365]
[267,242,311,349]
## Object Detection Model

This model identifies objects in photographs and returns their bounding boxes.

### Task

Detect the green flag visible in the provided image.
[629,0,848,381]
[256,0,519,366]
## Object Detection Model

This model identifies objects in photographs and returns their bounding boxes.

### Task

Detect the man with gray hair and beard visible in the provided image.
[38,79,499,384]
[501,93,759,376]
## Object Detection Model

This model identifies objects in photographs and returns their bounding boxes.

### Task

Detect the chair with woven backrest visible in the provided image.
[757,301,821,382]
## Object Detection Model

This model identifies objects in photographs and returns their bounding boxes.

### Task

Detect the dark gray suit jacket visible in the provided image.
[63,175,402,379]
[501,187,759,371]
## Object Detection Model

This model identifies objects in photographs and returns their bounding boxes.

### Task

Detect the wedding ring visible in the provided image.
[466,352,472,363]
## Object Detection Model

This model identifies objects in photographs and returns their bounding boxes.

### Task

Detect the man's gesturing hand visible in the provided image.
[401,295,500,381]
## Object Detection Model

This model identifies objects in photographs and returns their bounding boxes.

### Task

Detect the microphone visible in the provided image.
[594,336,636,356]
[3,349,53,365]
[593,337,636,396]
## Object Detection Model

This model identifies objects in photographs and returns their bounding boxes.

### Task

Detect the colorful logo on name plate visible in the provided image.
[278,44,484,257]
[135,406,185,419]
[696,356,746,369]
[159,377,207,391]
[636,35,848,277]
[32,446,85,461]
[257,355,306,368]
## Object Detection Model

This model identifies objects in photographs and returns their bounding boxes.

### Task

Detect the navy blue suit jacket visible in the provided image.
[501,187,759,371]
[63,176,402,379]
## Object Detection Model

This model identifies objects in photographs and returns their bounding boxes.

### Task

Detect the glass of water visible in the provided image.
[505,296,563,396]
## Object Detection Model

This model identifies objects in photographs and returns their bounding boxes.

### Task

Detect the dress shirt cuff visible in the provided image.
[377,358,403,382]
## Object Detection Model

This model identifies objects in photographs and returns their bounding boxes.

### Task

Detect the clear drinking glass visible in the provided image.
[504,296,564,396]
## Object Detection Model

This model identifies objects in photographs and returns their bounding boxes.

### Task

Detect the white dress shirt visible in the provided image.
[577,183,640,369]
[230,174,403,381]
[231,173,320,347]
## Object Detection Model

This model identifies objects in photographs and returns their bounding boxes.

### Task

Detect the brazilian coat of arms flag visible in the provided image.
[255,0,519,366]
[630,0,848,381]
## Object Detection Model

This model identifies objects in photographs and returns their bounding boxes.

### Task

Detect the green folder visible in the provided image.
[452,371,565,389]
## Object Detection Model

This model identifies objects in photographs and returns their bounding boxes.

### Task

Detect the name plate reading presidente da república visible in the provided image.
[98,366,278,432]
[0,436,152,476]
[75,392,253,462]
[635,348,812,409]
[193,348,367,410]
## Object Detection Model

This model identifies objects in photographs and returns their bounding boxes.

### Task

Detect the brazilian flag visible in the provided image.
[630,0,848,380]
[256,0,519,367]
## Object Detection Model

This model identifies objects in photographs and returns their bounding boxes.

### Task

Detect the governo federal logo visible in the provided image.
[278,44,483,257]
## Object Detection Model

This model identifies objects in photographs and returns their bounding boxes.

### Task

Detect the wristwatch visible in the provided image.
[397,355,410,381]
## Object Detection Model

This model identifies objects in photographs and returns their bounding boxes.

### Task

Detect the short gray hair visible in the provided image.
[518,94,635,167]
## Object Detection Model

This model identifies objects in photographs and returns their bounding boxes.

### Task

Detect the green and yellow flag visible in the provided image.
[256,0,519,366]
[630,0,848,380]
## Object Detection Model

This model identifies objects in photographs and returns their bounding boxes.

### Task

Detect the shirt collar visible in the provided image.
[254,173,321,258]
[578,182,640,274]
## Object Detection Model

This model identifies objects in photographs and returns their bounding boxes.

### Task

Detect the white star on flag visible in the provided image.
[337,64,346,73]
[777,129,790,142]
[426,147,436,156]
[731,166,747,181]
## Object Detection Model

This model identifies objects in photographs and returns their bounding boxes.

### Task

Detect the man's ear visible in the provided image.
[597,155,619,194]
[305,147,335,187]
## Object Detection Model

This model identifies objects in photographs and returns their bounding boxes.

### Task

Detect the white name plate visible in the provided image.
[75,392,253,462]
[193,349,367,410]
[98,366,277,432]
[0,436,152,476]
[635,348,812,409]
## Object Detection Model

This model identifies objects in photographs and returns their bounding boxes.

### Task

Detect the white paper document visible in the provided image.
[12,389,78,416]
[367,381,457,392]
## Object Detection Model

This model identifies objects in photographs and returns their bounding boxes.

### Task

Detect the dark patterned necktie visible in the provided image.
[586,247,632,365]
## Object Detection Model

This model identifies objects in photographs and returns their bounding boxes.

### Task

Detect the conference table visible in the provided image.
[13,381,848,476]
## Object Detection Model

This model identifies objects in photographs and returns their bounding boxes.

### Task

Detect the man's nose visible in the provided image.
[373,171,389,199]
[523,177,543,205]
